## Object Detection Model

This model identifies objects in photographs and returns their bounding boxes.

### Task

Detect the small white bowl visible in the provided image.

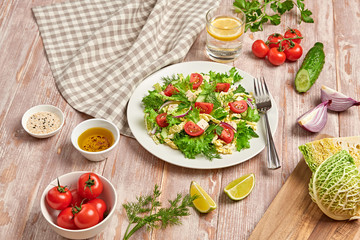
[40,171,117,239]
[71,118,120,161]
[22,105,64,138]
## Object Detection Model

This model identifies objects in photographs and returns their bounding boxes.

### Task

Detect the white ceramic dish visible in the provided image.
[71,119,120,162]
[127,61,278,169]
[40,171,117,239]
[21,104,64,138]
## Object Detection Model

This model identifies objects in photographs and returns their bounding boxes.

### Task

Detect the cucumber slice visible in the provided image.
[295,69,311,93]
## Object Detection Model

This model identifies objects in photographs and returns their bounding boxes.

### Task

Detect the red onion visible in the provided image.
[158,101,179,112]
[297,100,331,133]
[246,99,254,109]
[321,85,360,112]
[150,126,157,135]
[173,106,192,118]
[220,122,237,132]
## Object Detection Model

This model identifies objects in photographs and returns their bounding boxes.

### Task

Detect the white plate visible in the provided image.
[127,61,278,169]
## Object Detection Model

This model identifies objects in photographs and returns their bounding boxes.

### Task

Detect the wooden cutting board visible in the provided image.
[249,135,360,240]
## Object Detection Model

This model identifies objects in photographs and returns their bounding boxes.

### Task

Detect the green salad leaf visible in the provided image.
[235,121,259,151]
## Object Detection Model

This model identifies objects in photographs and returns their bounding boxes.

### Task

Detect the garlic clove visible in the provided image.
[321,85,360,112]
[297,100,331,133]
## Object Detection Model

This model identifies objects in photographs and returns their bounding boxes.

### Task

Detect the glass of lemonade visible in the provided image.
[205,6,246,63]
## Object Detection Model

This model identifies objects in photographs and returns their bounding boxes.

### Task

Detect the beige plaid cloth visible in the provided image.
[33,0,218,136]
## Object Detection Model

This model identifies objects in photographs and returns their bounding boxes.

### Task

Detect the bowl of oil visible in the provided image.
[71,119,120,161]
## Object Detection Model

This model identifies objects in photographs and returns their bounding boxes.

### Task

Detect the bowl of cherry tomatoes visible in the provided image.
[40,171,117,239]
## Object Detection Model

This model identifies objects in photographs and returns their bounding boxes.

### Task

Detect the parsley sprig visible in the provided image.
[122,185,197,240]
[233,0,314,32]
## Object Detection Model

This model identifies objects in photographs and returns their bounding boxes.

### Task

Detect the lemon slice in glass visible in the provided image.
[207,16,244,41]
[190,181,217,213]
[224,173,255,201]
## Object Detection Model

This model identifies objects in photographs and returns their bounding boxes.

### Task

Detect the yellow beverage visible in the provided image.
[207,16,244,41]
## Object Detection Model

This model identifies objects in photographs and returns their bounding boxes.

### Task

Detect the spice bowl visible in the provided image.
[71,118,120,161]
[21,104,64,138]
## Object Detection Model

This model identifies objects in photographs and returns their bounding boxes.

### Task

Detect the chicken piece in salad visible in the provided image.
[142,68,260,160]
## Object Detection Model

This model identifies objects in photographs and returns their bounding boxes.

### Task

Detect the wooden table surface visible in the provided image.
[1,0,359,239]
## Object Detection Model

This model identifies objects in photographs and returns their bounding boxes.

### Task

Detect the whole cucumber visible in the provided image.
[295,42,325,93]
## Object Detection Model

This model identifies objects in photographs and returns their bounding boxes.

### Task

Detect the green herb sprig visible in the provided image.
[233,0,314,32]
[122,185,197,240]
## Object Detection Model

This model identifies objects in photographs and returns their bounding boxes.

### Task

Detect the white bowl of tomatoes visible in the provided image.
[40,171,117,239]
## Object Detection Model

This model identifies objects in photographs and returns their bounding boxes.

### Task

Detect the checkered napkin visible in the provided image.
[33,0,218,137]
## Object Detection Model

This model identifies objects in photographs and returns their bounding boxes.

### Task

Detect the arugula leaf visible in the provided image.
[235,121,259,151]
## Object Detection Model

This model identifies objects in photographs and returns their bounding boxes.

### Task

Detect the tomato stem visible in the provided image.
[56,178,68,193]
[84,174,95,194]
[265,35,303,52]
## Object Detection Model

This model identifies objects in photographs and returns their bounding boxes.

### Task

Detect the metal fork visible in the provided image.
[253,77,280,169]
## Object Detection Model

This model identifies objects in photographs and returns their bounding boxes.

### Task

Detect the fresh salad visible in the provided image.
[142,68,260,160]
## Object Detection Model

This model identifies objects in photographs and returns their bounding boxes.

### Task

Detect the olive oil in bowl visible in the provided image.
[78,127,114,152]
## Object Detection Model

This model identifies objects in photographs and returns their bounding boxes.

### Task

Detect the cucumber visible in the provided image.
[295,42,325,93]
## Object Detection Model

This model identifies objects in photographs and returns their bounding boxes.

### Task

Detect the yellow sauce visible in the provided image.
[78,127,114,152]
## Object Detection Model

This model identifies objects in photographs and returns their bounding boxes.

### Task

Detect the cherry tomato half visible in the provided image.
[194,102,214,114]
[184,121,204,137]
[73,203,100,229]
[229,100,248,113]
[57,207,78,230]
[283,42,303,61]
[218,124,234,144]
[252,40,270,58]
[88,198,107,221]
[163,84,179,96]
[215,83,231,92]
[156,113,169,127]
[46,179,72,210]
[190,73,203,89]
[267,33,284,48]
[267,48,286,66]
[77,173,103,200]
[284,28,302,44]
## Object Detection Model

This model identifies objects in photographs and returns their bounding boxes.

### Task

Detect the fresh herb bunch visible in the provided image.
[233,0,314,32]
[122,185,197,240]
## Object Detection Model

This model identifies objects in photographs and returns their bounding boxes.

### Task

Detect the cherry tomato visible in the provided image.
[229,100,248,113]
[218,124,234,144]
[156,113,169,127]
[215,83,230,92]
[267,48,286,66]
[88,199,107,221]
[163,84,179,96]
[73,203,100,229]
[57,207,77,230]
[284,28,302,44]
[77,173,103,200]
[184,121,204,137]
[46,179,72,210]
[70,189,86,207]
[283,42,303,61]
[267,33,284,48]
[194,102,214,114]
[190,73,203,89]
[252,40,270,58]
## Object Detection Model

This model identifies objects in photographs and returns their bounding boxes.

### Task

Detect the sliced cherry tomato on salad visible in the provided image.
[73,203,100,229]
[46,179,72,210]
[267,33,284,48]
[215,83,231,92]
[184,121,204,137]
[283,42,303,61]
[156,113,169,127]
[77,173,103,200]
[163,84,179,96]
[88,198,107,221]
[218,124,234,144]
[70,189,86,207]
[194,102,214,114]
[229,100,248,113]
[284,28,302,44]
[252,40,270,58]
[190,73,203,89]
[57,207,78,230]
[267,48,286,66]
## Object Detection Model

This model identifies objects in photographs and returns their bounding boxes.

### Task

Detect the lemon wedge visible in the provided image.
[207,16,244,41]
[190,181,217,213]
[224,173,255,200]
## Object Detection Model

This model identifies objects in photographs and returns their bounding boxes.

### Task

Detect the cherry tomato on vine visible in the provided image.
[156,113,169,128]
[267,33,284,48]
[57,207,77,230]
[46,178,72,210]
[73,203,100,229]
[215,83,230,92]
[229,100,248,113]
[283,42,303,61]
[189,73,203,89]
[218,124,234,144]
[284,28,302,44]
[267,48,286,66]
[194,102,214,114]
[88,198,107,221]
[184,121,204,137]
[77,173,103,200]
[252,40,270,58]
[163,84,179,96]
